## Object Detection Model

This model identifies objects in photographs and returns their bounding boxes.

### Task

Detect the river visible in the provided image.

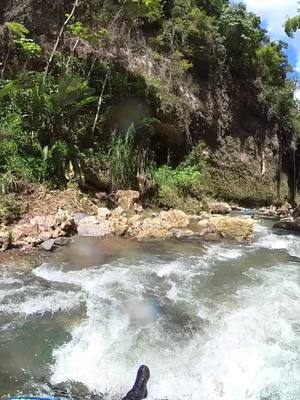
[0,217,300,400]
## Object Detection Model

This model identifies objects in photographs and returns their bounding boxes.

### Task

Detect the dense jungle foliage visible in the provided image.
[0,0,300,208]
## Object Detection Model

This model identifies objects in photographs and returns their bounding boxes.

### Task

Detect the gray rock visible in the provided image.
[95,192,108,201]
[40,231,52,242]
[54,237,70,246]
[293,206,300,218]
[78,216,98,225]
[170,228,196,240]
[40,239,55,251]
[189,212,210,223]
[77,221,112,237]
[116,190,140,210]
[112,206,125,217]
[0,230,10,251]
[273,218,300,232]
[230,204,242,211]
[209,201,232,214]
[133,203,143,214]
[74,212,88,225]
[97,207,111,219]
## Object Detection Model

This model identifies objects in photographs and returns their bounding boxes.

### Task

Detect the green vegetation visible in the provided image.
[0,195,21,224]
[285,12,300,37]
[0,0,299,209]
[6,22,42,59]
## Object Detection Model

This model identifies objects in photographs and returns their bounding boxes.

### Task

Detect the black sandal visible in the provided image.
[122,365,150,400]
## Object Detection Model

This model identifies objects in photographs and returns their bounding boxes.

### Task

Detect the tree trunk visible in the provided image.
[261,147,266,175]
[44,0,80,81]
[87,56,97,78]
[65,37,80,71]
[1,46,11,79]
[92,71,109,134]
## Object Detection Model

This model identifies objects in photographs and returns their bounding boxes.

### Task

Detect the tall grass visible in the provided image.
[108,124,155,190]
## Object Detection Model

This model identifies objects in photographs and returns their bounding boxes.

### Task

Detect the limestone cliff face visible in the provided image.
[0,0,290,203]
[0,0,63,34]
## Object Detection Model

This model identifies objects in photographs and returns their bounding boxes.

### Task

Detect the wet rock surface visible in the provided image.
[199,216,256,242]
[273,218,300,232]
[40,239,55,251]
[208,201,232,214]
[77,220,112,237]
[116,190,140,210]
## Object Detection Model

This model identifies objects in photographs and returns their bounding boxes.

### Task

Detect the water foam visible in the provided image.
[0,291,83,316]
[1,220,300,399]
[256,231,300,258]
[48,240,300,400]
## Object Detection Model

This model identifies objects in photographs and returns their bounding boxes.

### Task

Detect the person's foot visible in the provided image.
[122,365,150,400]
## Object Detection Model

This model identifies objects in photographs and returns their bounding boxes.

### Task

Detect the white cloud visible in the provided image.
[242,0,297,39]
[231,1,299,40]
[295,55,300,73]
[294,87,300,100]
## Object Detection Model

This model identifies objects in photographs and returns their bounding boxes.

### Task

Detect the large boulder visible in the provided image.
[78,216,98,225]
[77,220,112,237]
[209,202,232,215]
[97,207,112,219]
[111,207,125,217]
[170,228,196,240]
[74,212,88,225]
[133,203,143,214]
[111,216,129,236]
[11,223,41,249]
[30,215,55,231]
[136,209,190,240]
[292,206,300,218]
[54,237,71,246]
[54,209,75,234]
[127,215,143,236]
[159,210,190,228]
[0,228,11,251]
[258,205,277,217]
[198,216,255,242]
[29,210,75,238]
[116,190,140,210]
[136,217,173,240]
[189,212,210,223]
[273,218,300,232]
[276,202,292,218]
[40,239,55,251]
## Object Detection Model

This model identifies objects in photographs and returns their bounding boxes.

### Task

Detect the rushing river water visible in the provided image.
[0,217,300,400]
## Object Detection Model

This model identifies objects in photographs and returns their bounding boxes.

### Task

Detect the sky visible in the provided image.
[238,0,300,98]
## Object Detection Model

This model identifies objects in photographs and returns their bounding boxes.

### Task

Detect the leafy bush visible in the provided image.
[154,165,202,194]
[6,22,42,59]
[153,147,210,211]
[0,195,21,225]
[0,73,97,187]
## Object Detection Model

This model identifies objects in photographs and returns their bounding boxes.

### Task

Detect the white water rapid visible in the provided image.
[0,218,300,400]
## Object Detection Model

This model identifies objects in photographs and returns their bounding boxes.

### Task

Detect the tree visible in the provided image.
[196,0,229,16]
[1,22,41,78]
[218,3,264,73]
[256,41,291,86]
[44,0,80,81]
[285,14,300,37]
[125,0,163,21]
[0,73,97,185]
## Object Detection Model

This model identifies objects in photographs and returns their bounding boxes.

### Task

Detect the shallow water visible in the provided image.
[0,218,300,400]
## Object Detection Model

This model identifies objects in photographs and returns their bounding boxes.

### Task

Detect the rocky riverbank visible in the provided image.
[256,202,300,234]
[0,190,256,252]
